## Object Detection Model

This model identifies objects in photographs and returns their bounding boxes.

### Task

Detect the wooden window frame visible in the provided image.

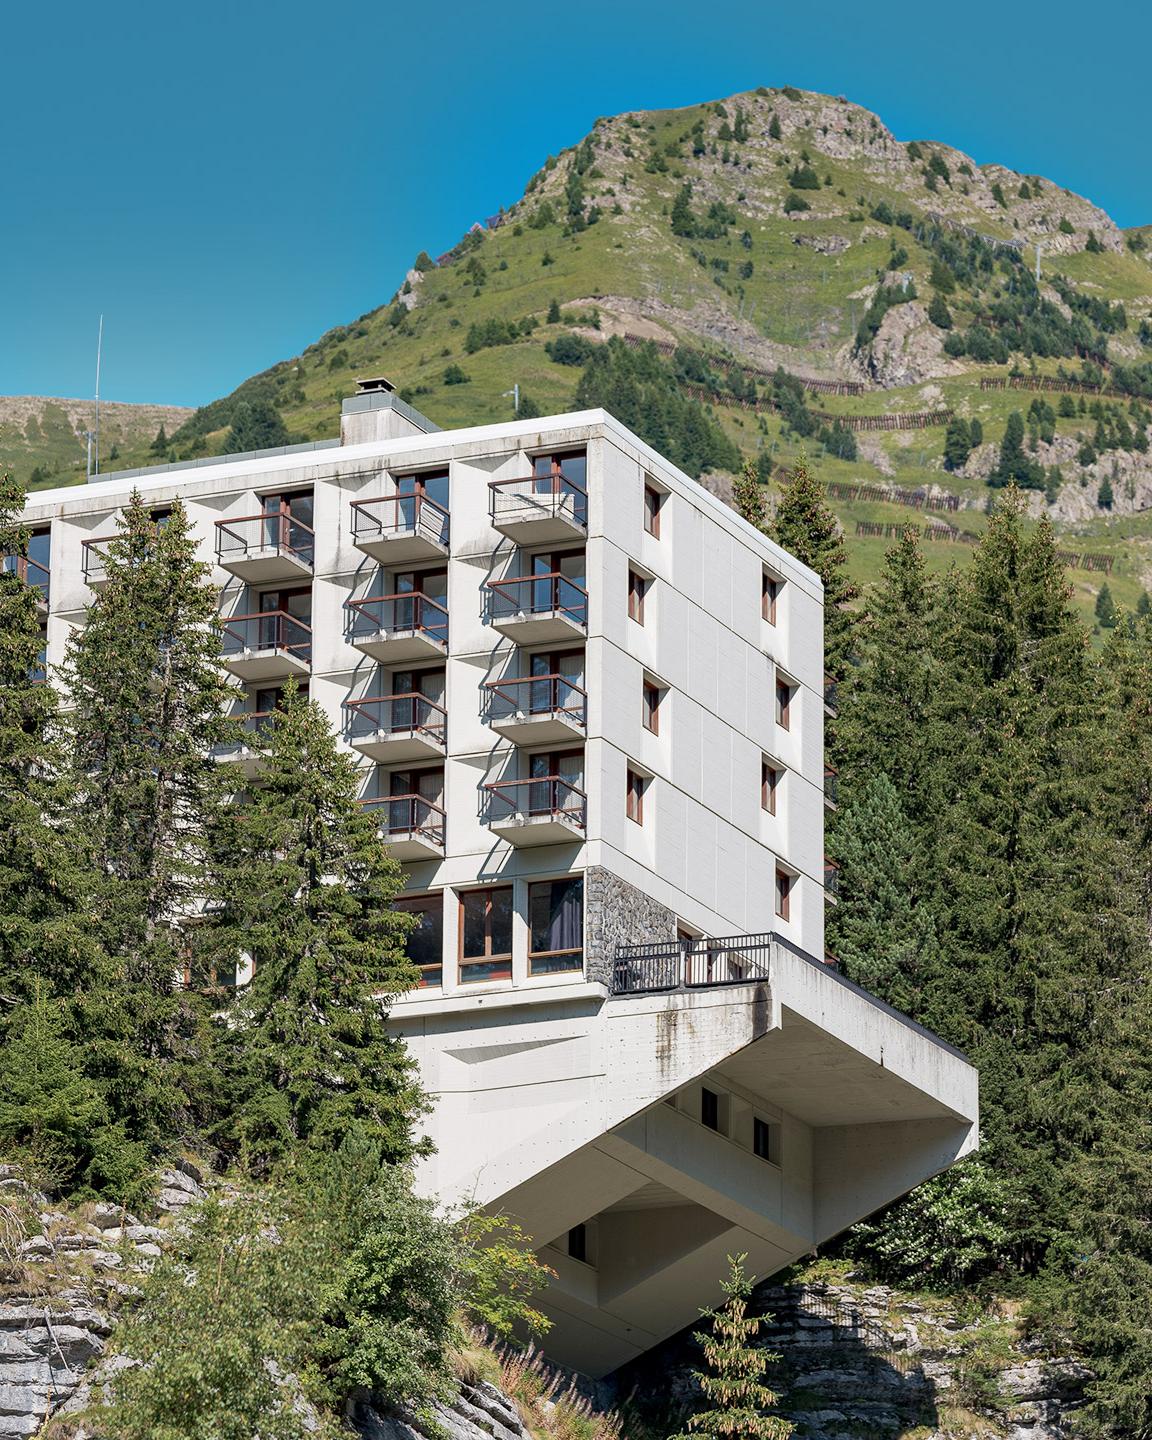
[527,877,584,976]
[458,885,514,984]
[775,867,793,922]
[761,760,781,815]
[395,893,444,988]
[762,572,781,625]
[643,482,663,538]
[627,568,648,625]
[775,679,793,731]
[642,680,661,735]
[626,767,646,825]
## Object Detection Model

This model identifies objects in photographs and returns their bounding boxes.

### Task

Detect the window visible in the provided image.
[459,886,513,983]
[761,761,781,815]
[395,894,444,987]
[775,679,793,731]
[626,768,646,825]
[528,878,584,976]
[642,681,661,734]
[701,1087,720,1132]
[762,572,781,624]
[643,482,663,537]
[628,568,648,624]
[568,1223,587,1262]
[753,1118,781,1165]
[775,867,793,922]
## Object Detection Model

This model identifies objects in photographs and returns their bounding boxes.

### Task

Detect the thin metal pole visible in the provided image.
[93,315,104,476]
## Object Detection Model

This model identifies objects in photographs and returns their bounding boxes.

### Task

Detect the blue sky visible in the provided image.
[6,0,1149,408]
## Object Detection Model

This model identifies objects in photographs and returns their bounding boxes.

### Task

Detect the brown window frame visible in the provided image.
[762,572,781,625]
[458,885,514,984]
[761,760,781,815]
[775,679,793,731]
[775,867,793,922]
[527,876,584,976]
[643,483,663,538]
[628,568,648,624]
[642,680,661,734]
[395,893,444,988]
[626,767,646,825]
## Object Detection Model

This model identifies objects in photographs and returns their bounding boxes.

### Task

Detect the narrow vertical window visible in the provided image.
[761,761,780,815]
[762,572,781,624]
[775,867,792,921]
[701,1087,720,1131]
[628,568,648,624]
[626,768,646,825]
[753,1118,780,1164]
[775,679,793,731]
[642,681,661,734]
[643,483,663,537]
[568,1223,587,1262]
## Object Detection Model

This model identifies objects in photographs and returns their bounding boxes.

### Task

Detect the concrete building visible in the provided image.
[16,383,978,1375]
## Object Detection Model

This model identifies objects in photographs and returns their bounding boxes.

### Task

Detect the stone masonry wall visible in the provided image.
[584,866,679,986]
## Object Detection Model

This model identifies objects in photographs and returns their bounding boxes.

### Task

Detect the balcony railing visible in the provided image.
[610,934,773,995]
[824,858,841,897]
[824,766,839,807]
[486,574,588,628]
[823,673,839,716]
[220,610,312,662]
[347,592,449,647]
[489,471,588,530]
[482,675,587,728]
[346,693,447,745]
[361,793,446,848]
[351,494,450,548]
[2,554,50,605]
[82,538,114,587]
[482,776,587,829]
[215,509,315,568]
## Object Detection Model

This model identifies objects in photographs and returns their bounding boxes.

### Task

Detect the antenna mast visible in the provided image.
[93,315,104,477]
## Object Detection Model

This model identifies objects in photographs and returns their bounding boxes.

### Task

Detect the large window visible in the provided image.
[528,877,584,976]
[460,886,513,983]
[395,894,444,987]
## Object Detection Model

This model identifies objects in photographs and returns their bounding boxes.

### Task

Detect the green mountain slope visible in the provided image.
[21,87,1152,624]
[1,395,193,489]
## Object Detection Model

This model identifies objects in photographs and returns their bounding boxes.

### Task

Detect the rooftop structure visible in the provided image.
[17,389,978,1375]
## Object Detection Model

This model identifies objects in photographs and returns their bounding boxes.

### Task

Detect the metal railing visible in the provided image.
[220,609,313,663]
[347,591,449,646]
[482,776,587,830]
[482,674,587,728]
[2,554,50,604]
[215,508,315,567]
[350,494,449,548]
[486,573,588,628]
[610,933,773,995]
[82,537,114,586]
[489,470,588,528]
[361,793,446,848]
[346,693,447,745]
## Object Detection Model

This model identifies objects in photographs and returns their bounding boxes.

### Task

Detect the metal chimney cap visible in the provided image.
[355,375,397,394]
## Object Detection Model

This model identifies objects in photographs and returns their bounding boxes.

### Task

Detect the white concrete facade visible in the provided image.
[19,388,978,1375]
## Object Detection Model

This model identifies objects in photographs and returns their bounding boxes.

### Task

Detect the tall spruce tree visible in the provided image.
[64,493,233,980]
[203,687,425,1171]
[670,1255,793,1440]
[768,456,859,681]
[0,472,103,1000]
[731,460,766,531]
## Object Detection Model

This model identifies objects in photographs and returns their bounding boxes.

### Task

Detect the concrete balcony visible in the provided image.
[482,675,587,746]
[486,574,588,645]
[213,711,276,778]
[220,610,312,681]
[347,592,448,663]
[362,793,446,861]
[214,511,314,584]
[483,776,586,847]
[489,474,588,545]
[347,693,447,762]
[351,494,450,565]
[82,538,114,592]
[2,554,50,615]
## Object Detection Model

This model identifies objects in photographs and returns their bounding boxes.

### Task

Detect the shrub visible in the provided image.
[783,193,810,214]
[442,365,470,385]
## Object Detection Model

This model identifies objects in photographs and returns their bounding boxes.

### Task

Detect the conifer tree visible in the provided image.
[768,455,860,680]
[731,460,765,531]
[64,493,233,980]
[670,1255,792,1440]
[204,686,425,1171]
[1095,582,1117,628]
[0,472,103,1000]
